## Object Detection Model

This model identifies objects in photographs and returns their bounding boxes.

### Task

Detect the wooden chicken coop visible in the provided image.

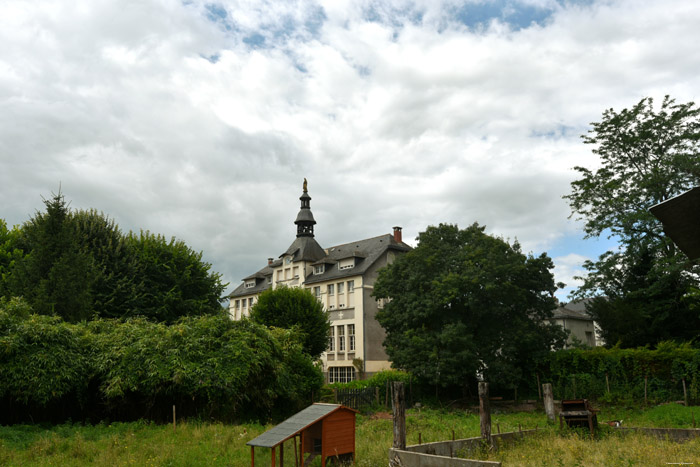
[247,403,357,466]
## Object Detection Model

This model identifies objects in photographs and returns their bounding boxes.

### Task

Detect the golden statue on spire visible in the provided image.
[303,178,308,193]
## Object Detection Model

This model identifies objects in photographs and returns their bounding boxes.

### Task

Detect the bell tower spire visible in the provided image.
[294,178,316,237]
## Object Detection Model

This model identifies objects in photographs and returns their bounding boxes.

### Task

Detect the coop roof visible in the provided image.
[246,403,356,449]
[650,186,700,260]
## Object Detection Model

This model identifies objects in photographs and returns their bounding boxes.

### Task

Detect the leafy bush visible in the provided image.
[0,302,322,423]
[544,343,700,404]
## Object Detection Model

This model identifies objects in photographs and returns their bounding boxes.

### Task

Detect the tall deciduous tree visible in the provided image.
[250,286,330,359]
[125,231,226,323]
[373,223,567,391]
[566,96,700,346]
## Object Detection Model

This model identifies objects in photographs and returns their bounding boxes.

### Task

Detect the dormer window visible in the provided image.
[339,258,355,270]
[314,264,325,275]
[245,281,255,289]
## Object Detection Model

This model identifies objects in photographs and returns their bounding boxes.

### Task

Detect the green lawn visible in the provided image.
[0,404,697,466]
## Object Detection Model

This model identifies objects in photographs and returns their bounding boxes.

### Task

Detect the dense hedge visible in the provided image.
[543,343,700,405]
[325,346,700,407]
[0,298,323,424]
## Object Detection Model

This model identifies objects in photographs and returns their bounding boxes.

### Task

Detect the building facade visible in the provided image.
[228,181,411,382]
[550,299,598,348]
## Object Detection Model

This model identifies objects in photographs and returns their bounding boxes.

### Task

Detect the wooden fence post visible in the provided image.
[478,382,491,446]
[682,378,688,407]
[392,382,406,450]
[173,405,176,432]
[543,383,555,422]
[644,375,648,406]
[537,374,542,400]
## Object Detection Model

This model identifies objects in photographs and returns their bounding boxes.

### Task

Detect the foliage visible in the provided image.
[70,209,143,320]
[2,192,226,323]
[0,298,93,406]
[374,223,567,392]
[0,305,322,424]
[8,192,96,321]
[543,342,700,404]
[325,369,412,391]
[250,285,330,358]
[565,96,700,347]
[124,231,226,323]
[0,220,23,298]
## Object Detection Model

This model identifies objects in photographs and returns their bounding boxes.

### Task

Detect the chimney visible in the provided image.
[393,226,403,243]
[268,257,274,265]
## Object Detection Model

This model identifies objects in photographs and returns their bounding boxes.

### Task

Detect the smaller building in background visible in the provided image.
[550,299,598,348]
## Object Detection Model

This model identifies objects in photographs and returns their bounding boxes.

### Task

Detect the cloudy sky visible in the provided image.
[2,0,698,300]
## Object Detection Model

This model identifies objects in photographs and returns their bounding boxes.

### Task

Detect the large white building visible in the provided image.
[228,181,411,382]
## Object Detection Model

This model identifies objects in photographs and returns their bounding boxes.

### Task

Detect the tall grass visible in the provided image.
[474,429,700,466]
[0,405,697,466]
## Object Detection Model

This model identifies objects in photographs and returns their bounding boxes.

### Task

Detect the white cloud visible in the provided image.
[1,0,699,294]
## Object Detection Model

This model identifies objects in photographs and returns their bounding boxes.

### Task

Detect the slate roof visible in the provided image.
[552,299,594,321]
[304,234,411,285]
[229,232,411,297]
[247,403,353,448]
[228,262,278,298]
[650,186,700,260]
[282,236,326,263]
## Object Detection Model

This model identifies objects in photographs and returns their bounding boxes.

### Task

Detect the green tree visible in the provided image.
[9,192,96,321]
[566,96,700,346]
[0,220,24,298]
[126,231,226,323]
[250,286,330,359]
[71,209,143,319]
[4,192,226,323]
[373,223,567,391]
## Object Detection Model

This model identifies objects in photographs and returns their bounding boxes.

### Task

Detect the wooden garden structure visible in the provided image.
[247,403,357,467]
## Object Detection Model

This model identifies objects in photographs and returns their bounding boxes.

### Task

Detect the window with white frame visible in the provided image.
[348,280,354,293]
[328,366,355,383]
[248,297,254,308]
[293,266,299,277]
[313,286,321,299]
[314,264,325,275]
[328,284,334,295]
[337,325,345,351]
[337,282,344,294]
[245,281,255,288]
[348,324,355,351]
[235,300,240,309]
[328,327,335,352]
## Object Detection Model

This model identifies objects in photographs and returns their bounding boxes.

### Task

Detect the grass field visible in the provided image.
[0,404,697,466]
